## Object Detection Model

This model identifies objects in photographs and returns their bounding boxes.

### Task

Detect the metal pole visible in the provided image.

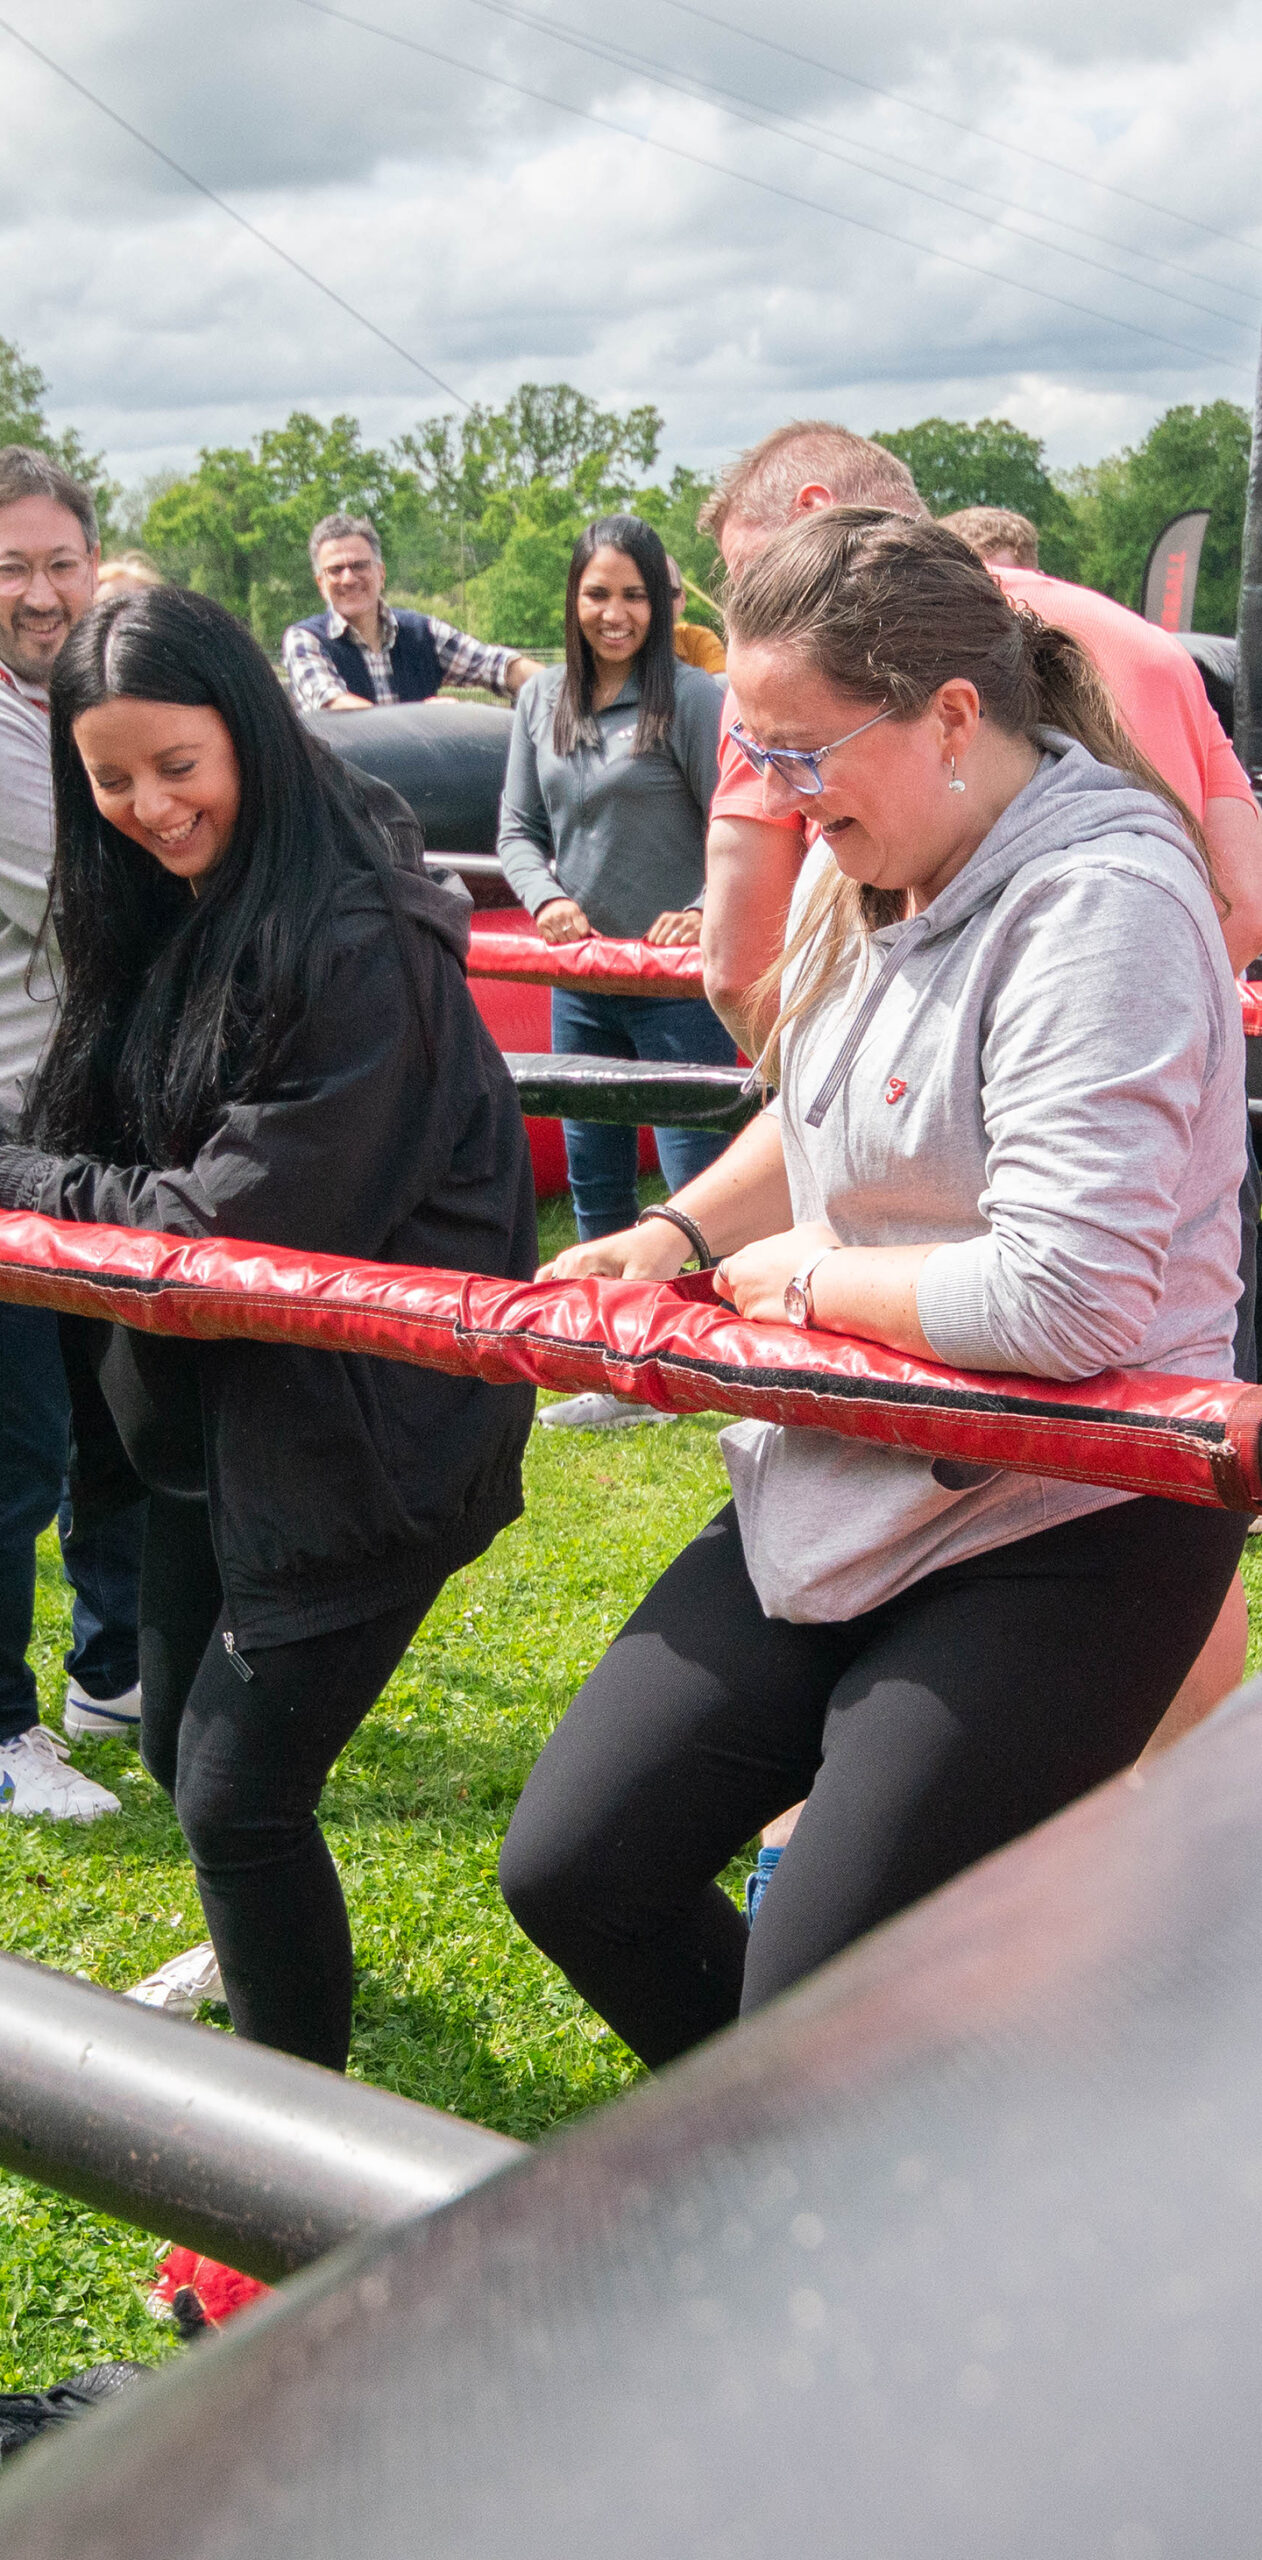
[1234,329,1262,783]
[0,1953,521,2282]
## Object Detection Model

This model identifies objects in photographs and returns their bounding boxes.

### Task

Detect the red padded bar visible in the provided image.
[473,959,1262,1024]
[0,1211,1259,1511]
[467,928,704,998]
[469,950,1262,1027]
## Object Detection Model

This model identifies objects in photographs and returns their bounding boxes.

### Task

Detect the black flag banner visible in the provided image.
[1142,507,1211,628]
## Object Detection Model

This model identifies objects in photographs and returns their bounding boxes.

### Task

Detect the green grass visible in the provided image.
[0,1179,739,2387]
[4,1180,1262,2389]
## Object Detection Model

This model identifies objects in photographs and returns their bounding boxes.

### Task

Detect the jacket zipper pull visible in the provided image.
[223,1631,254,1684]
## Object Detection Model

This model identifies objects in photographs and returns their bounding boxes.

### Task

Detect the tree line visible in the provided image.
[1,335,1252,651]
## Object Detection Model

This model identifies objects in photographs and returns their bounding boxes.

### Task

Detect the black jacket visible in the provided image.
[3,855,536,1646]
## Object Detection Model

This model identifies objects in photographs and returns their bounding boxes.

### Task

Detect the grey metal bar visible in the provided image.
[1234,332,1262,781]
[423,851,507,881]
[0,1954,521,2282]
[505,1050,758,1131]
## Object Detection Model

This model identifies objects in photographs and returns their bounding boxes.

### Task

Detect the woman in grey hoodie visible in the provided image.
[500,511,1249,2069]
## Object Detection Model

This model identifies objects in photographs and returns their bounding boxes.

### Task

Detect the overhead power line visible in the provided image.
[658,0,1262,263]
[299,0,1247,370]
[498,0,1259,313]
[0,12,472,409]
[457,0,1255,334]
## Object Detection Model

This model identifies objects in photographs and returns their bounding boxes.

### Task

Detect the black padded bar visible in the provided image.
[505,1050,759,1129]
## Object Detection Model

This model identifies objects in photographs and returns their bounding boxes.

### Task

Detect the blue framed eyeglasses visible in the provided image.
[729,705,893,796]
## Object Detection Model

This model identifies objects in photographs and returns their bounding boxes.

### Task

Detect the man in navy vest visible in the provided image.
[282,512,542,716]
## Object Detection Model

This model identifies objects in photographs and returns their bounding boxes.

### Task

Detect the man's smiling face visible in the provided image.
[0,494,98,683]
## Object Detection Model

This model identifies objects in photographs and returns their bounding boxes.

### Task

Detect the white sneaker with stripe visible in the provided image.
[63,1678,143,1742]
[0,1726,121,1820]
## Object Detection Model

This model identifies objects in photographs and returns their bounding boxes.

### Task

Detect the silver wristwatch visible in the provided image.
[783,1248,838,1329]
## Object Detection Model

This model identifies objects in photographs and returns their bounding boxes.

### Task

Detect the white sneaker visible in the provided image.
[63,1677,142,1743]
[125,1943,224,2015]
[0,1726,121,1821]
[538,1391,678,1431]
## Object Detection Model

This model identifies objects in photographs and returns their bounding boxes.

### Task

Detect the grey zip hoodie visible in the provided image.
[722,735,1246,1622]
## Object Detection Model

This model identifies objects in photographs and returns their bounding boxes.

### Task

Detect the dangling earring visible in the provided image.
[947,756,966,793]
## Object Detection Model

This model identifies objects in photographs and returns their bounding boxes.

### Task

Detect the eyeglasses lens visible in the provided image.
[774,755,822,795]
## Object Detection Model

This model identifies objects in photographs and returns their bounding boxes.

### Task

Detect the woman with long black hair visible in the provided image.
[498,514,735,1428]
[0,585,536,2069]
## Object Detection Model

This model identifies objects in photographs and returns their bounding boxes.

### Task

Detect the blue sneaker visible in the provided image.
[744,1844,783,1925]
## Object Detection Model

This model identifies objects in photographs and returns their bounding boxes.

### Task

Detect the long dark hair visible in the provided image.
[29,585,403,1165]
[552,514,677,758]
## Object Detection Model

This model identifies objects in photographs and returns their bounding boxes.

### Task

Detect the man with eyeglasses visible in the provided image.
[282,511,542,717]
[0,445,145,1819]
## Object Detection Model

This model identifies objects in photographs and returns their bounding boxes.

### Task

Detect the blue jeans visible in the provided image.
[0,1303,146,1741]
[551,987,739,1241]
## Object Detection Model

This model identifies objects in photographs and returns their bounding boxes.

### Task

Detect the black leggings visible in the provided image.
[139,1495,439,2070]
[500,1496,1246,2069]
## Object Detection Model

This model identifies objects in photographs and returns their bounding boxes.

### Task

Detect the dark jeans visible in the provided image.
[139,1493,443,2069]
[500,1495,1247,2070]
[551,986,739,1241]
[0,1303,145,1742]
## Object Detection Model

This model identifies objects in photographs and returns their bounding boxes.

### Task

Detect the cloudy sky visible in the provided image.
[2,0,1259,497]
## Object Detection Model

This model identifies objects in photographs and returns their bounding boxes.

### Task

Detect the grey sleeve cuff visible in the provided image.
[496,847,561,916]
[915,1238,1005,1370]
[484,645,517,695]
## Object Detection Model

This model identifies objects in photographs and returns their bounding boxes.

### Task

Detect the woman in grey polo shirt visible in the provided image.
[498,514,734,1428]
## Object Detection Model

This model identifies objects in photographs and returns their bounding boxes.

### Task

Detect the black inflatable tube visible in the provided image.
[1175,631,1237,736]
[1237,338,1262,781]
[9,1680,1262,2553]
[310,699,513,854]
[504,1051,759,1129]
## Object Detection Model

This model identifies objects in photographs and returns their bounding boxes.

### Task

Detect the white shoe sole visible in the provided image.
[538,1400,679,1431]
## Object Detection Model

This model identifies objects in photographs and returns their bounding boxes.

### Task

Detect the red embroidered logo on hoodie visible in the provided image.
[884,1077,907,1104]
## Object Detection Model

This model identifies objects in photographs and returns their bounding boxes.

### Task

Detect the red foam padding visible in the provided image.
[0,1211,1258,1510]
[472,954,1262,1022]
[467,925,705,998]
